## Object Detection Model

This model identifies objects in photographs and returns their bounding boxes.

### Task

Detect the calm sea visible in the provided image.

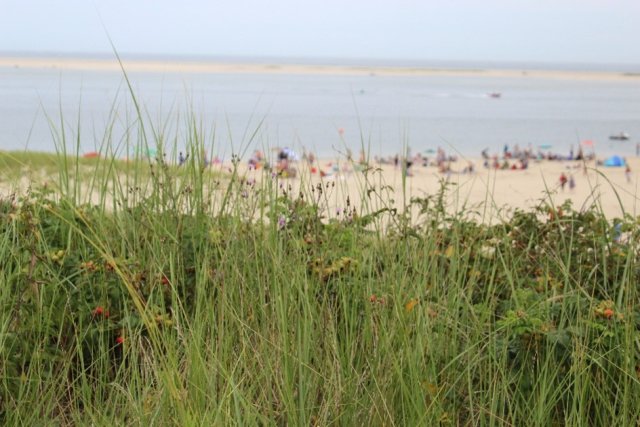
[1,58,639,160]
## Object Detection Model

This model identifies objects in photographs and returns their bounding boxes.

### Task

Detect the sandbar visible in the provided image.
[1,56,638,82]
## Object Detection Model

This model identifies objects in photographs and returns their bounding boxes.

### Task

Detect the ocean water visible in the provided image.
[1,62,639,160]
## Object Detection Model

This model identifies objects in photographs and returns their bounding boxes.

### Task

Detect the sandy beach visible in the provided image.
[1,55,639,82]
[1,152,638,221]
[231,155,640,221]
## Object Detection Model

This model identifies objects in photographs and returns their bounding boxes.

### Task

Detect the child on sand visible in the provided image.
[559,172,568,191]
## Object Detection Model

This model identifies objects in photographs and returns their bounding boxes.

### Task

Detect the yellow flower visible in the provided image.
[444,245,455,258]
[405,299,419,313]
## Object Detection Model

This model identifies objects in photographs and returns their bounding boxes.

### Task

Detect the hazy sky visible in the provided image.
[1,1,639,64]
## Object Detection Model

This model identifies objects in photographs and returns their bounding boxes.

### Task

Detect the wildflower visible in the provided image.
[405,299,419,313]
[369,294,377,303]
[603,308,614,319]
[444,245,455,258]
[479,245,496,259]
[115,336,124,344]
[80,261,98,272]
[277,215,286,230]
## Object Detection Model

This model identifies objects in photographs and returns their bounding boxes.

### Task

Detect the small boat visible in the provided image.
[609,132,630,141]
[488,92,501,98]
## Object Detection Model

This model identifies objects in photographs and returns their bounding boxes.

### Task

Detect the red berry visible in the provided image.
[115,336,124,344]
[93,306,104,316]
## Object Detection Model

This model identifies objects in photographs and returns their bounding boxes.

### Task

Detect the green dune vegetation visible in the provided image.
[1,117,639,425]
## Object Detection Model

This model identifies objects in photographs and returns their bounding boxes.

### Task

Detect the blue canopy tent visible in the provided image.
[603,155,625,167]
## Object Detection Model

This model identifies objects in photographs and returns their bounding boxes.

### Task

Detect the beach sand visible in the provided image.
[233,156,640,221]
[1,56,639,82]
[0,155,638,221]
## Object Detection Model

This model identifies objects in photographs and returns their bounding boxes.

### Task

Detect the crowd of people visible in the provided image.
[229,142,634,190]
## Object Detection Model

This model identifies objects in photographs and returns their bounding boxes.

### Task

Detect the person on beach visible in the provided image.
[178,152,186,166]
[404,158,414,176]
[435,147,447,169]
[625,164,631,183]
[559,172,568,190]
[492,156,500,169]
[569,174,575,191]
[463,161,475,174]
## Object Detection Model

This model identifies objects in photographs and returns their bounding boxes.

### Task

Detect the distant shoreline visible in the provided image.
[1,55,638,82]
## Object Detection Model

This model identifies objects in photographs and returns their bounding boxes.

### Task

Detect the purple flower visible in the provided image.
[277,215,286,230]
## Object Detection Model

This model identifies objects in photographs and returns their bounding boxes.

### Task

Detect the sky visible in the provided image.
[1,0,639,65]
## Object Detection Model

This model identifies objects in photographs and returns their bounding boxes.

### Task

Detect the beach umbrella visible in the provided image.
[603,155,624,167]
[581,140,594,147]
[83,151,99,159]
[131,147,158,158]
[538,144,553,150]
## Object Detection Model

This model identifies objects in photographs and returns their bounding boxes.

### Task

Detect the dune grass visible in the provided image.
[0,108,639,426]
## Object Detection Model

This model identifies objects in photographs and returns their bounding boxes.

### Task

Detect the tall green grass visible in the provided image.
[0,103,639,426]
